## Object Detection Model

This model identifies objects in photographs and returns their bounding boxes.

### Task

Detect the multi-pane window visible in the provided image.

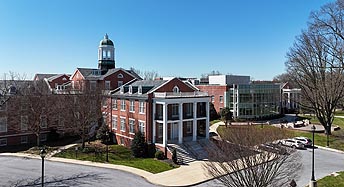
[139,121,145,133]
[40,134,47,142]
[220,96,224,103]
[118,81,123,87]
[120,118,126,132]
[105,81,111,90]
[112,99,117,110]
[139,101,145,114]
[172,104,179,117]
[0,117,7,132]
[121,100,126,111]
[40,115,47,129]
[129,100,135,112]
[0,138,7,146]
[21,136,28,144]
[129,119,135,134]
[185,103,193,117]
[112,116,117,130]
[21,116,28,131]
[90,81,97,91]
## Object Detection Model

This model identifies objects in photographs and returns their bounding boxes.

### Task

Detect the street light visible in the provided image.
[310,125,317,187]
[40,147,47,187]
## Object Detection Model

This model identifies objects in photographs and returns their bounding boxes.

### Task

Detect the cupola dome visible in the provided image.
[100,33,114,46]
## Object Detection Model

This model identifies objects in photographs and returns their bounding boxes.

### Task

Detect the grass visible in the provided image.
[335,110,344,116]
[216,124,344,151]
[55,143,177,174]
[315,171,344,187]
[299,115,344,129]
[210,119,221,125]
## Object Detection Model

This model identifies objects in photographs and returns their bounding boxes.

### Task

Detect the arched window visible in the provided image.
[107,51,111,59]
[117,74,123,78]
[173,86,179,93]
[102,50,106,58]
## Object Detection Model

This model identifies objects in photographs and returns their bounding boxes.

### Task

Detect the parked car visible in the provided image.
[278,139,305,149]
[293,137,313,147]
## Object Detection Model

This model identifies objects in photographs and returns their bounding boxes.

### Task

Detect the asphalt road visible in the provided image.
[195,147,344,187]
[0,156,157,187]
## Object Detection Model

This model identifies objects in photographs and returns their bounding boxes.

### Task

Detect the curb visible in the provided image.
[316,145,344,154]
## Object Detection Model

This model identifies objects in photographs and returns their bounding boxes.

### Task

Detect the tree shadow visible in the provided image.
[10,172,108,187]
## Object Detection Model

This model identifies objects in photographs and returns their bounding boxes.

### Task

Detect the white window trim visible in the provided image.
[121,100,126,111]
[138,120,145,133]
[112,115,118,130]
[112,99,117,110]
[0,117,7,133]
[129,118,135,134]
[139,101,145,114]
[173,86,180,93]
[21,115,28,131]
[105,81,111,90]
[129,100,135,113]
[138,86,142,94]
[117,74,124,78]
[120,117,126,132]
[21,136,28,144]
[0,138,7,146]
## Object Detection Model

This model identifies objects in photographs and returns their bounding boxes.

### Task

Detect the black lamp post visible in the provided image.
[40,147,47,187]
[310,125,317,187]
[105,131,109,162]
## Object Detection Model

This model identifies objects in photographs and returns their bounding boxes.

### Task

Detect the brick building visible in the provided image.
[105,78,210,151]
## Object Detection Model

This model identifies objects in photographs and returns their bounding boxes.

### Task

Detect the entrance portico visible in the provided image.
[152,93,210,147]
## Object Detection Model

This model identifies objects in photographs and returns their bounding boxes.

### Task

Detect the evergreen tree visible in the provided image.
[131,131,148,158]
[96,122,109,143]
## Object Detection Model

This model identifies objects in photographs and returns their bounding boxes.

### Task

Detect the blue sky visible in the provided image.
[0,0,333,80]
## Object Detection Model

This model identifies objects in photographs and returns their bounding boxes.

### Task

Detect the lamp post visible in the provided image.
[105,131,109,162]
[310,124,317,187]
[40,147,47,187]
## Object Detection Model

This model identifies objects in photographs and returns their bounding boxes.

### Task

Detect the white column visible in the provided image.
[193,102,197,141]
[287,92,291,109]
[152,102,156,143]
[178,103,183,144]
[206,101,210,139]
[163,103,167,147]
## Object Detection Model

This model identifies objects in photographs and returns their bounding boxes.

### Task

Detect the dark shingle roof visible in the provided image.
[34,74,57,80]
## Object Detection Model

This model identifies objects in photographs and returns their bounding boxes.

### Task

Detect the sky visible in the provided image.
[0,0,334,80]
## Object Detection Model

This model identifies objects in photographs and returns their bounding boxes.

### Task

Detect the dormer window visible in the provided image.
[117,74,123,79]
[129,86,133,94]
[138,86,142,95]
[173,86,179,93]
[92,70,100,76]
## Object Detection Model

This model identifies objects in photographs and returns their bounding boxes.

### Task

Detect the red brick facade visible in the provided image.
[196,85,228,113]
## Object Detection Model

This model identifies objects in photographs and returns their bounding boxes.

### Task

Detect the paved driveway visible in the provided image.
[0,156,157,187]
[195,147,344,187]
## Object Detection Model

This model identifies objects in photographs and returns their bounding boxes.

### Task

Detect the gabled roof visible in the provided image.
[33,73,57,81]
[45,74,71,82]
[71,68,142,81]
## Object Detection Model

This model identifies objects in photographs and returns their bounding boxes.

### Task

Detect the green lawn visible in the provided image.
[55,144,177,174]
[299,115,344,129]
[315,171,344,187]
[217,124,344,151]
[335,110,344,116]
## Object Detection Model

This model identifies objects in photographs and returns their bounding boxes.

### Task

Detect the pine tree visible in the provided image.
[131,131,148,158]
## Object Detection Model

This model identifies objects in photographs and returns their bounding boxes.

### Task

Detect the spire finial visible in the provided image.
[105,33,108,39]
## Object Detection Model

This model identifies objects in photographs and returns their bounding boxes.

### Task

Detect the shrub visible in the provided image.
[155,150,165,160]
[131,131,148,158]
[172,148,178,164]
[147,143,156,158]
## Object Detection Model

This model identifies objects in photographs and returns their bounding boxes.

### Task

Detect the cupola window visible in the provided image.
[107,51,111,59]
[103,50,106,58]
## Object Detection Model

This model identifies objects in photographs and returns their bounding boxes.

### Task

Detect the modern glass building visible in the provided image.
[226,83,281,119]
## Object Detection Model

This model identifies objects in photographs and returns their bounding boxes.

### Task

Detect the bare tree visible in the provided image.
[64,89,103,149]
[130,67,159,80]
[205,126,301,187]
[286,0,344,146]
